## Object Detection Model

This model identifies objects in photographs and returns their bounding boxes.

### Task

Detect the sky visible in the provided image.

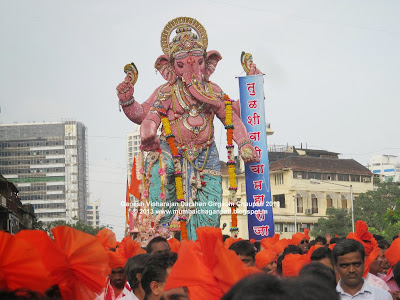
[1,0,399,239]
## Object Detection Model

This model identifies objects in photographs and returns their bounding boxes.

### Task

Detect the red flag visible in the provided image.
[129,157,141,199]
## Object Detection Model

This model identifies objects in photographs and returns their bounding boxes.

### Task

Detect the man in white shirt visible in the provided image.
[121,253,151,300]
[333,239,392,299]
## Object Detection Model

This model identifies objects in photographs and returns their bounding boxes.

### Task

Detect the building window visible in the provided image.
[274,173,284,185]
[293,171,304,179]
[322,173,335,181]
[351,175,360,182]
[341,195,348,209]
[285,223,295,233]
[338,174,349,181]
[362,176,371,183]
[275,223,283,232]
[326,196,333,208]
[308,172,322,180]
[297,197,303,213]
[273,194,285,208]
[311,195,318,214]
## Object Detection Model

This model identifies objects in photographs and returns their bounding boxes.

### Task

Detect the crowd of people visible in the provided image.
[0,220,399,299]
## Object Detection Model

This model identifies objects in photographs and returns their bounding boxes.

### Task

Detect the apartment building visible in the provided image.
[87,199,100,227]
[220,147,374,239]
[0,122,88,223]
[369,154,400,183]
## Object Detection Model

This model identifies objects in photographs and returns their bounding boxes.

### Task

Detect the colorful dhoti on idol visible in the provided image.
[145,138,222,241]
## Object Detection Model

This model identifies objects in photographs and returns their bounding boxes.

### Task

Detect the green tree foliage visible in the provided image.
[312,182,400,240]
[311,207,352,237]
[33,217,110,237]
[354,181,400,240]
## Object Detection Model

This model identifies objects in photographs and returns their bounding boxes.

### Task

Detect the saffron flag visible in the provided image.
[129,157,141,199]
[238,74,275,239]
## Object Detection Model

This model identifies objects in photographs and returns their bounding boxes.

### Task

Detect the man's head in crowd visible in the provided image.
[221,273,340,300]
[228,240,256,267]
[311,246,334,270]
[378,239,391,273]
[286,276,340,300]
[276,245,303,276]
[221,273,289,300]
[332,239,365,293]
[315,236,327,246]
[125,253,151,295]
[141,251,178,300]
[110,267,126,290]
[146,236,170,254]
[299,262,337,289]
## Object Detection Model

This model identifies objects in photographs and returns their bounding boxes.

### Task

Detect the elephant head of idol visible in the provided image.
[155,17,222,108]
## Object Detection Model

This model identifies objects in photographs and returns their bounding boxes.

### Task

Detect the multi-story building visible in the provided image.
[269,156,373,238]
[0,122,88,224]
[369,155,400,183]
[220,147,374,239]
[0,173,36,233]
[126,125,141,180]
[87,199,100,227]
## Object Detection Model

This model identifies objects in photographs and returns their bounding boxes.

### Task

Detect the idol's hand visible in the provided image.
[240,144,260,163]
[116,75,134,102]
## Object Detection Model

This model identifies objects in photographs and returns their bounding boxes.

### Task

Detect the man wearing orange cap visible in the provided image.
[291,230,310,254]
[282,253,311,277]
[96,251,130,300]
[255,249,277,273]
[383,235,400,294]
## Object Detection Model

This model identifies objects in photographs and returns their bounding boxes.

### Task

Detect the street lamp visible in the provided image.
[294,195,297,233]
[309,179,354,233]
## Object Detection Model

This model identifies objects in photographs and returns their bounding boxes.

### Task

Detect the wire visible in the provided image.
[89,180,124,185]
[88,135,125,139]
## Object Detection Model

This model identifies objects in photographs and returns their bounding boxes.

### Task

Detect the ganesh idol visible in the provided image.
[116,17,260,241]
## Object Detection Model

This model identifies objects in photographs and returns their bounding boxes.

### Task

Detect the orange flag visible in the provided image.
[129,157,141,199]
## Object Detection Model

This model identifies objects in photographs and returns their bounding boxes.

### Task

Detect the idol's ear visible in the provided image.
[155,55,177,84]
[206,50,222,79]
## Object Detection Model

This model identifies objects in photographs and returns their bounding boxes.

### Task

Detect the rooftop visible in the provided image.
[269,156,372,175]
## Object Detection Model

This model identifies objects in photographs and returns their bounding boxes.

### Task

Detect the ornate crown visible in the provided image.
[161,17,208,58]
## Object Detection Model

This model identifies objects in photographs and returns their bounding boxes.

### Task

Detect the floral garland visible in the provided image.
[224,95,239,237]
[159,108,188,240]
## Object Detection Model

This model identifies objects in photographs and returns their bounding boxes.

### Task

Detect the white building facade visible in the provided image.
[369,155,400,183]
[87,199,100,227]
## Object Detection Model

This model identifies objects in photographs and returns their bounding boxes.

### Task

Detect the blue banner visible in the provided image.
[238,74,275,239]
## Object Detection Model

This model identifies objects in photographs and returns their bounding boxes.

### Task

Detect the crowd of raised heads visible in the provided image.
[1,221,400,300]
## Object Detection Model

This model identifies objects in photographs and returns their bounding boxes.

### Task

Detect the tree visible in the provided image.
[312,182,400,240]
[311,207,352,237]
[353,181,400,240]
[41,218,110,237]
